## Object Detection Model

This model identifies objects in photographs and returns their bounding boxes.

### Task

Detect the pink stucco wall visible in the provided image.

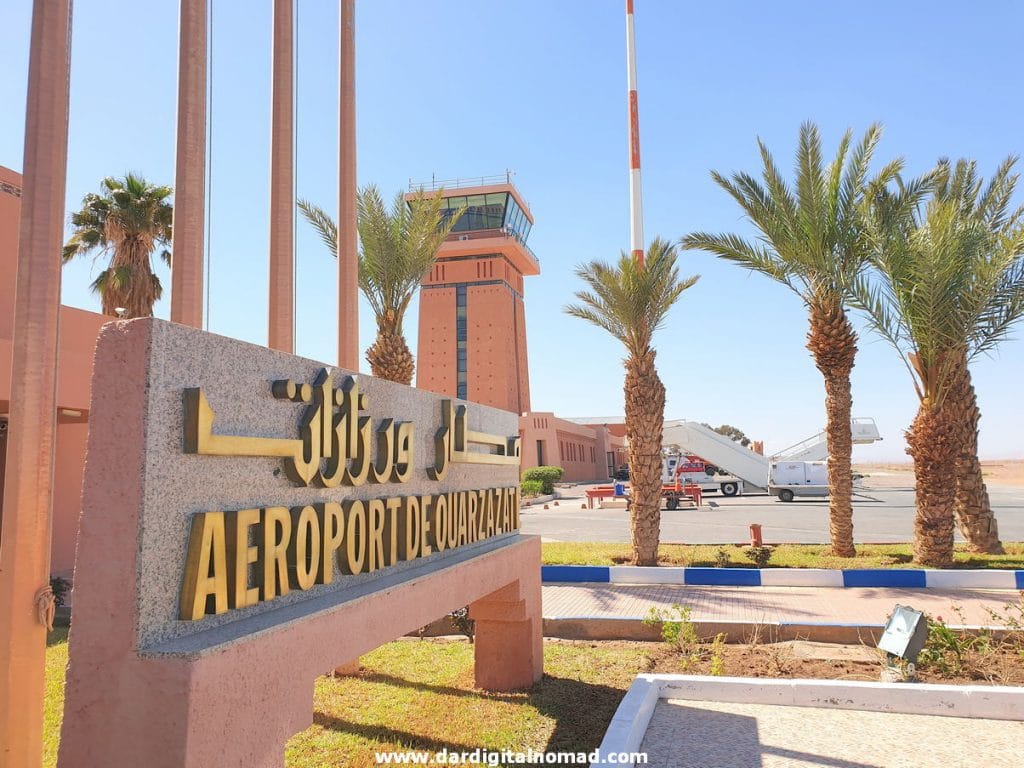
[519,412,627,483]
[1,165,109,577]
[50,421,89,578]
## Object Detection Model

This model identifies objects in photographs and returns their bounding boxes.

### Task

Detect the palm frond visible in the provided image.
[297,199,338,258]
[859,156,1024,402]
[299,185,459,336]
[681,231,794,291]
[565,238,699,358]
[683,122,891,310]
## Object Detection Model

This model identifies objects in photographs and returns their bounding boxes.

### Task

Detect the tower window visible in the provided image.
[456,285,468,399]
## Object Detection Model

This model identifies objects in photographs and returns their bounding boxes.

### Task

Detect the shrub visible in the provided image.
[521,466,564,494]
[50,576,71,608]
[521,479,544,497]
[644,604,701,669]
[743,546,773,568]
[916,609,989,677]
[448,606,475,643]
[709,633,727,676]
[714,549,731,568]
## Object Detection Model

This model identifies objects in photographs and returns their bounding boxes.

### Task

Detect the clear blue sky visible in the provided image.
[2,1,1022,461]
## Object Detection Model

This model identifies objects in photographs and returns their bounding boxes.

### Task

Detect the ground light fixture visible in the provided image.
[878,604,928,680]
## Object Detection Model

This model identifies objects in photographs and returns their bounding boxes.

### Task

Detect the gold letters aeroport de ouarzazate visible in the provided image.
[179,487,521,620]
[178,370,523,621]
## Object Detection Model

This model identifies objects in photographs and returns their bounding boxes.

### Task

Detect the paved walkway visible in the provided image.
[642,699,1024,767]
[542,583,1024,626]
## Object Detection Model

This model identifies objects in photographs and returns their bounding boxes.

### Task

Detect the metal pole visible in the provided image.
[0,1,72,763]
[626,0,645,267]
[337,0,359,370]
[268,0,295,352]
[170,0,207,328]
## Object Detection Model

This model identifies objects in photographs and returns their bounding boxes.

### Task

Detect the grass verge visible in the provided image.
[43,632,641,768]
[45,629,1024,767]
[286,640,643,767]
[541,541,1024,569]
[44,628,69,767]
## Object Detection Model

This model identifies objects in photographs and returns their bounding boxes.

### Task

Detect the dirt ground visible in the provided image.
[855,459,1024,488]
[589,637,1024,686]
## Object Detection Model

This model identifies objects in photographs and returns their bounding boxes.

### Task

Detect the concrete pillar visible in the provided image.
[170,0,207,328]
[469,575,543,692]
[267,0,294,352]
[0,1,72,764]
[337,0,359,370]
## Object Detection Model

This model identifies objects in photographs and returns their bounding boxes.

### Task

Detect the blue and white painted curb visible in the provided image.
[541,565,1024,590]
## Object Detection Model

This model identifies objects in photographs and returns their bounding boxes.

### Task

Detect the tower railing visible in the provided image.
[408,170,515,192]
[445,226,540,264]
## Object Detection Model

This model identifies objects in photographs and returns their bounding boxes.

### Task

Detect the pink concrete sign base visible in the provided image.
[61,539,541,767]
[58,321,542,767]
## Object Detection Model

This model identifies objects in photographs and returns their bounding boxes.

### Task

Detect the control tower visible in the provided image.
[410,175,540,413]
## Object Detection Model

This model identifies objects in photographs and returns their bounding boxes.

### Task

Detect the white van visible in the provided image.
[769,460,828,502]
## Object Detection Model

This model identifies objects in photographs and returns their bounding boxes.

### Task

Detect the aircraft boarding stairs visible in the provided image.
[770,417,882,461]
[661,417,883,494]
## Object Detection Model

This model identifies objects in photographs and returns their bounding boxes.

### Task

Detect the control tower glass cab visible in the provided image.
[411,180,540,413]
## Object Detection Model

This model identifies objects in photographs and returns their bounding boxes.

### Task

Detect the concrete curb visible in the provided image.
[543,617,885,645]
[593,674,1024,767]
[520,494,556,507]
[542,565,1024,590]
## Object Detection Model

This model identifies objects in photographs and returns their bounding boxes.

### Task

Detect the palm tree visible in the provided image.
[936,159,1022,555]
[565,239,698,566]
[299,186,463,383]
[681,123,899,558]
[857,159,1024,566]
[62,174,173,318]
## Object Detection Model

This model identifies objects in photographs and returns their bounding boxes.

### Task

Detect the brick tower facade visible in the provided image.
[413,180,539,413]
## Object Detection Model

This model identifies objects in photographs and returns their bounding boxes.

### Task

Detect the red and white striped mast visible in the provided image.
[626,0,645,267]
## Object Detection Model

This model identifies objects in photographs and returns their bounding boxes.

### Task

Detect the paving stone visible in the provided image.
[543,584,1022,626]
[641,699,1024,767]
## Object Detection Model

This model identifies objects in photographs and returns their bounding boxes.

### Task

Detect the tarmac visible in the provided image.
[521,482,1024,543]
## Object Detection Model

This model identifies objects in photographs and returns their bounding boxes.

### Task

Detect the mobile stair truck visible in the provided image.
[661,420,771,496]
[662,453,746,501]
[660,418,884,503]
[768,460,829,502]
[767,418,883,501]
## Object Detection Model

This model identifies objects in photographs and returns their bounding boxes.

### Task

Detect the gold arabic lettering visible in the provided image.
[183,370,520,485]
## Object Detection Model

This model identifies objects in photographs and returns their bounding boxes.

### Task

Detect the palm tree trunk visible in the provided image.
[624,347,665,566]
[125,236,157,318]
[955,452,1002,552]
[806,301,857,557]
[906,400,958,567]
[948,358,1002,553]
[99,276,120,318]
[105,236,159,318]
[366,331,415,384]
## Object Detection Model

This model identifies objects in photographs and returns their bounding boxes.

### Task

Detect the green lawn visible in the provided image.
[44,628,69,768]
[541,541,1024,569]
[287,640,641,768]
[45,632,643,768]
